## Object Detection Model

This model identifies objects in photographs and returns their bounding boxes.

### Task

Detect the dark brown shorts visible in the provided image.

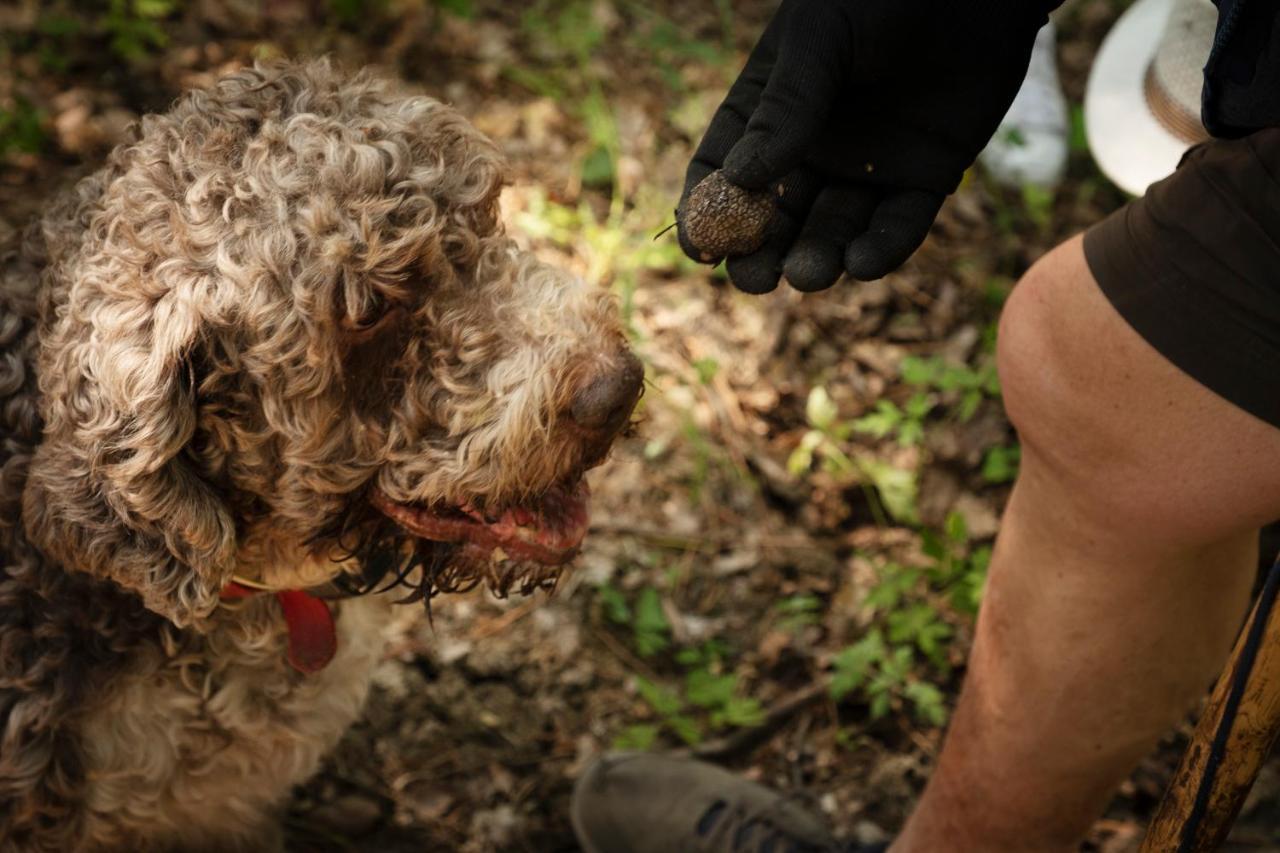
[1083,128,1280,429]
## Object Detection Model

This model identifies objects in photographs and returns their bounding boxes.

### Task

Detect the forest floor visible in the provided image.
[5,0,1280,850]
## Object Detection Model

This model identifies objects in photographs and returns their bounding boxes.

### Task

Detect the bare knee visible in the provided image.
[996,239,1125,497]
[996,235,1280,545]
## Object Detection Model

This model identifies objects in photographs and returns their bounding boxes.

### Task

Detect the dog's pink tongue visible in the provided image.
[371,483,590,566]
[465,481,591,564]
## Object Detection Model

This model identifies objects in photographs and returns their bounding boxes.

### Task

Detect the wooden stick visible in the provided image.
[1141,564,1280,851]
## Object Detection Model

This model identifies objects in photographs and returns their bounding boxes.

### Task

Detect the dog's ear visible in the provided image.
[23,274,236,629]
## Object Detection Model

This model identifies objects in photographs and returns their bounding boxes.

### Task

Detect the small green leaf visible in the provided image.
[920,529,947,562]
[667,714,703,745]
[879,646,914,684]
[580,145,615,188]
[1069,103,1089,153]
[903,392,933,420]
[674,647,704,667]
[685,670,737,710]
[692,357,719,385]
[887,603,941,647]
[613,723,660,751]
[905,681,948,726]
[957,388,982,422]
[900,356,942,387]
[598,584,630,625]
[776,594,822,630]
[436,0,475,17]
[981,444,1021,484]
[864,564,920,612]
[777,594,821,614]
[133,0,175,18]
[718,696,766,728]
[897,422,924,448]
[851,400,903,439]
[805,386,839,432]
[831,630,886,700]
[857,458,919,524]
[787,430,824,476]
[633,588,671,657]
[634,677,682,717]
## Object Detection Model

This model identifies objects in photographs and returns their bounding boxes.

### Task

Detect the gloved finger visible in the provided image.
[680,6,786,202]
[844,189,944,281]
[723,168,823,294]
[677,23,783,265]
[782,183,881,292]
[722,0,852,190]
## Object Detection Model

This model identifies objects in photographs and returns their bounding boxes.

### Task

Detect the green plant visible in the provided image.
[607,620,766,749]
[788,387,920,525]
[632,676,702,745]
[981,444,1020,484]
[0,98,45,157]
[830,628,946,726]
[851,393,932,447]
[921,511,991,617]
[865,563,952,668]
[31,12,81,71]
[900,355,1000,422]
[613,722,661,751]
[1020,183,1055,233]
[599,583,671,657]
[1069,103,1089,154]
[775,594,822,632]
[101,0,177,62]
[678,642,765,729]
[830,511,995,727]
[692,357,719,386]
[434,0,474,18]
[623,3,727,93]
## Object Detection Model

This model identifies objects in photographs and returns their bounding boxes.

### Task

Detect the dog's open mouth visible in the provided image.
[370,482,589,566]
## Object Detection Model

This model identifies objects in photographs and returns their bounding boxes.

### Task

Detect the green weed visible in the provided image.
[920,511,991,617]
[899,355,1000,422]
[851,394,932,447]
[788,386,919,525]
[0,98,45,156]
[981,444,1020,484]
[603,586,766,749]
[831,628,946,726]
[102,0,177,62]
[829,511,992,727]
[775,594,822,633]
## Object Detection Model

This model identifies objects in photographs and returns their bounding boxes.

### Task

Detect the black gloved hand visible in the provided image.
[679,0,1061,294]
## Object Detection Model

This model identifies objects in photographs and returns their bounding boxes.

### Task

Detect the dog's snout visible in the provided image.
[569,353,643,433]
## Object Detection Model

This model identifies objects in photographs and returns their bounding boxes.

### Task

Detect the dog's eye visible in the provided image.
[337,289,396,339]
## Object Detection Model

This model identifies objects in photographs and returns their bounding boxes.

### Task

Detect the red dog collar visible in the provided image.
[220,582,337,674]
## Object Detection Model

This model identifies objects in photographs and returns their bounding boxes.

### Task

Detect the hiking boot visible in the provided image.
[570,752,889,853]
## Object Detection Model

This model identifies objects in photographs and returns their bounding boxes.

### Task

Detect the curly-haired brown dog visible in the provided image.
[0,59,641,850]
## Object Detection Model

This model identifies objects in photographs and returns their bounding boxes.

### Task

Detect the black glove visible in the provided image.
[679,0,1061,294]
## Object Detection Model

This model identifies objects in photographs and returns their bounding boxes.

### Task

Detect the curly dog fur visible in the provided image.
[0,59,637,850]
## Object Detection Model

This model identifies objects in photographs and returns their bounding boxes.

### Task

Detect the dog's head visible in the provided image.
[20,60,641,628]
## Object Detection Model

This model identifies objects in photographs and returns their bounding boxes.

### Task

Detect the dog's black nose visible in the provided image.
[569,352,644,433]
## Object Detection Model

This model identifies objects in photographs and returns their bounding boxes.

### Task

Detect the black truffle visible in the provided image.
[678,170,774,261]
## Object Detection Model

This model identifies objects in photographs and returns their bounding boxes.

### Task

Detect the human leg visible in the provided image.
[892,234,1280,852]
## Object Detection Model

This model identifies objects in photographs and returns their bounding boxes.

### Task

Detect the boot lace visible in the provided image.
[694,798,836,853]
